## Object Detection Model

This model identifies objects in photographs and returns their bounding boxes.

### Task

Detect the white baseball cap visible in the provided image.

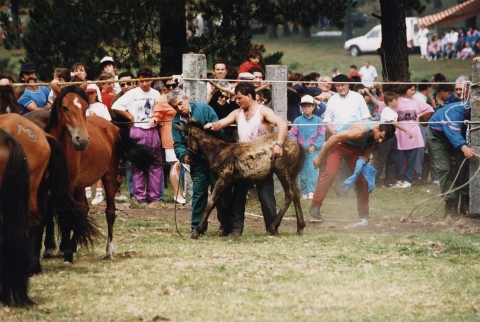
[300,95,314,105]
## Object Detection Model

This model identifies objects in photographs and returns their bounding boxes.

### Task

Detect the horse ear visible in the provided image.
[50,82,62,95]
[176,125,186,132]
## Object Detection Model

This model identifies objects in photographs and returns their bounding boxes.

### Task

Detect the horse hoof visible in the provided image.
[43,250,56,259]
[103,254,113,260]
[191,231,200,240]
[297,229,304,236]
[63,261,73,266]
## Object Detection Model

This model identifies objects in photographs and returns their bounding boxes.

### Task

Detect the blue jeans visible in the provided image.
[397,148,418,183]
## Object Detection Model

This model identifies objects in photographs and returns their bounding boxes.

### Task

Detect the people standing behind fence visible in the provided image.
[171,88,226,231]
[286,73,321,124]
[85,84,112,205]
[413,80,438,185]
[112,67,163,205]
[427,85,476,218]
[151,76,185,205]
[98,72,116,110]
[99,56,121,94]
[238,48,262,74]
[0,74,21,114]
[207,80,238,140]
[348,65,362,80]
[375,92,412,187]
[71,62,87,81]
[289,95,325,199]
[431,73,456,105]
[390,83,434,189]
[453,75,470,103]
[46,67,73,109]
[418,24,429,60]
[359,60,378,88]
[18,63,50,115]
[316,75,335,104]
[432,83,454,110]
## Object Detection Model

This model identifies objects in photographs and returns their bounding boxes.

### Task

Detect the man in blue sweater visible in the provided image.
[427,96,477,217]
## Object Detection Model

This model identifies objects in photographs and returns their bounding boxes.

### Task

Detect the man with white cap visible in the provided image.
[99,56,121,94]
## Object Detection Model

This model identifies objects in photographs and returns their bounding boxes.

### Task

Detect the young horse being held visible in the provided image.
[178,121,306,239]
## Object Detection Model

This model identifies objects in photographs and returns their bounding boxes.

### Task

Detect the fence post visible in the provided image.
[266,65,288,193]
[266,65,288,120]
[182,54,207,103]
[470,60,480,215]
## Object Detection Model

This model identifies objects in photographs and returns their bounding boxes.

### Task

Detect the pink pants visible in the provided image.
[311,142,369,217]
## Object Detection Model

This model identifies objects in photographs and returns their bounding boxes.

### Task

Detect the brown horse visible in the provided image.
[178,121,306,239]
[0,114,99,306]
[26,86,156,261]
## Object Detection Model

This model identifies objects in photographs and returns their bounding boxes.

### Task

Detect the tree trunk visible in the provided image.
[160,0,187,74]
[301,27,310,38]
[268,24,278,39]
[283,23,291,37]
[379,0,410,90]
[292,23,299,35]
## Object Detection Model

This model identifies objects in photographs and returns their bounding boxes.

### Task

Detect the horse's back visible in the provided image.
[23,109,51,130]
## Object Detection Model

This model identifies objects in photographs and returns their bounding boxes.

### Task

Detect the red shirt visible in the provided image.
[101,92,115,111]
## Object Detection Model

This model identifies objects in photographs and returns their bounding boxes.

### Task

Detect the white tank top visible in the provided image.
[238,106,267,142]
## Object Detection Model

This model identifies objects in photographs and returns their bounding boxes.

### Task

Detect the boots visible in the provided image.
[459,195,469,215]
[444,199,458,218]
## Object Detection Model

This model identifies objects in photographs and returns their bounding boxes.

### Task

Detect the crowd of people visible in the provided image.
[420,25,480,61]
[0,51,478,237]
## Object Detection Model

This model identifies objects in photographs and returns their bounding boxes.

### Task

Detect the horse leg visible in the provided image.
[271,170,305,236]
[191,178,228,240]
[42,197,57,258]
[102,170,117,260]
[29,221,45,275]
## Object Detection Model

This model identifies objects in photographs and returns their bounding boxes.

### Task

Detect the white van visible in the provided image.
[344,17,421,56]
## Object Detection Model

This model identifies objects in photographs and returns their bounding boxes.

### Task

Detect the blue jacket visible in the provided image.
[172,102,219,163]
[289,114,325,150]
[344,158,377,193]
[428,101,470,149]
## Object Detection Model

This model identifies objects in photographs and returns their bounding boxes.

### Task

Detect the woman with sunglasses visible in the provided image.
[207,80,238,140]
[149,75,185,204]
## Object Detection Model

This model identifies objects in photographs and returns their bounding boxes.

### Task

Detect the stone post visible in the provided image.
[266,65,288,193]
[469,60,480,215]
[182,54,207,103]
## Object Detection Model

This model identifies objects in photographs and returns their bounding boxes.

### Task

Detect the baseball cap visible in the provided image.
[99,56,116,69]
[86,84,98,92]
[238,72,255,80]
[300,95,314,105]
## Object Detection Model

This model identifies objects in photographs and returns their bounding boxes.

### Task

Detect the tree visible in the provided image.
[378,0,425,87]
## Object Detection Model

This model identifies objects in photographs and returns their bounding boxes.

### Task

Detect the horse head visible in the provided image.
[177,123,200,156]
[47,86,90,150]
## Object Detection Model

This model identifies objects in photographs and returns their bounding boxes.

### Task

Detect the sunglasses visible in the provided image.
[166,83,178,89]
[219,94,230,100]
[119,82,133,87]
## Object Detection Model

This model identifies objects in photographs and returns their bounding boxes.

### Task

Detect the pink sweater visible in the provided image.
[395,97,434,150]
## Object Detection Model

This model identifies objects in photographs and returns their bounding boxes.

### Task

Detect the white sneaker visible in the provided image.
[399,181,411,189]
[432,179,440,186]
[115,195,128,201]
[389,181,402,189]
[91,194,104,205]
[307,192,314,199]
[85,191,92,199]
[428,56,432,61]
[302,194,308,200]
[174,195,186,205]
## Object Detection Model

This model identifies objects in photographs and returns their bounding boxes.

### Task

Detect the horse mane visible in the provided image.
[186,120,236,143]
[45,85,89,133]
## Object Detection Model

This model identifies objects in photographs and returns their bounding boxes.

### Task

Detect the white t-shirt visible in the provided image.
[359,65,378,87]
[87,102,112,121]
[380,106,398,123]
[111,86,160,129]
[324,90,371,132]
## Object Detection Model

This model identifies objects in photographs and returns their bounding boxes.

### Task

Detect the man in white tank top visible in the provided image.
[204,82,288,237]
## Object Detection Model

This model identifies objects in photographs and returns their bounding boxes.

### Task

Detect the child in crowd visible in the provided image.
[71,62,87,81]
[392,83,434,189]
[46,67,72,108]
[289,95,325,199]
[84,84,112,205]
[98,72,116,110]
[427,35,439,61]
[457,43,474,60]
[375,92,412,187]
[237,49,262,74]
[99,56,121,94]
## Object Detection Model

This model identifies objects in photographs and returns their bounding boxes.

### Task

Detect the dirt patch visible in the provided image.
[90,202,480,236]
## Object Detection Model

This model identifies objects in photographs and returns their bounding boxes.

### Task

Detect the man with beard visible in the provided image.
[18,64,50,115]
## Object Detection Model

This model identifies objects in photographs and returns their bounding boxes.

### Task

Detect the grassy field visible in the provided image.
[2,184,480,321]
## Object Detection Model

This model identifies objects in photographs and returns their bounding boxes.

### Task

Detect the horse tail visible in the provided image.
[117,129,158,173]
[292,142,307,181]
[45,136,100,247]
[0,129,34,307]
